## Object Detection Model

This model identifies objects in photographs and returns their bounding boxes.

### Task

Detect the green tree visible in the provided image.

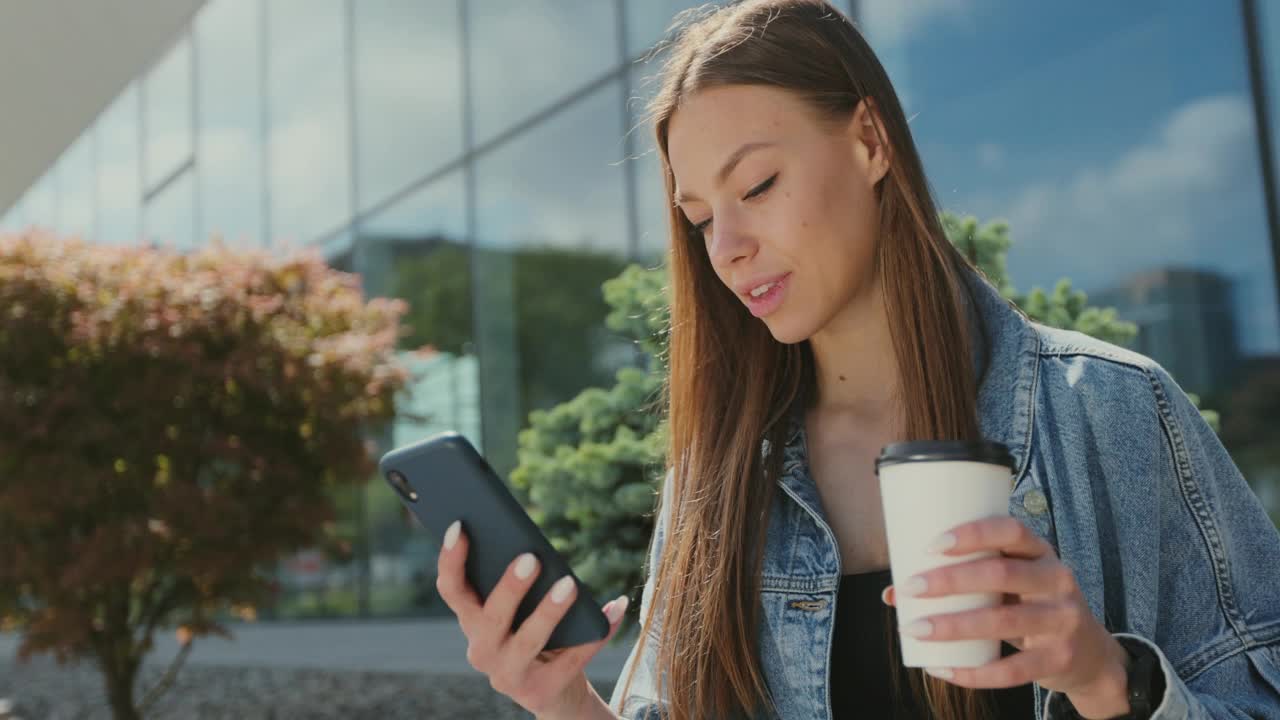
[0,232,409,720]
[511,212,1221,636]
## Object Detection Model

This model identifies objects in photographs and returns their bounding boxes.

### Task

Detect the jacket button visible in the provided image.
[1022,489,1048,515]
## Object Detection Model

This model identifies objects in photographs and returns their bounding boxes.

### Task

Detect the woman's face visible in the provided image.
[666,84,891,344]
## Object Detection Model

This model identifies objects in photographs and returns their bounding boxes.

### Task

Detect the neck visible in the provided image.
[805,275,902,431]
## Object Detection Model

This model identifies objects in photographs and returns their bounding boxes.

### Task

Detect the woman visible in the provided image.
[433,1,1280,718]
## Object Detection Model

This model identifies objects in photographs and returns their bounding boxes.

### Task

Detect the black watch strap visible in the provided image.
[1048,636,1165,719]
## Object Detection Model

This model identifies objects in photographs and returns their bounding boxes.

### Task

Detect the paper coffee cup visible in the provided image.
[876,440,1015,668]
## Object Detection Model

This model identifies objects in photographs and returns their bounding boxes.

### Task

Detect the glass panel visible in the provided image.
[861,1,1280,521]
[357,171,475,617]
[143,170,196,251]
[196,0,265,249]
[98,86,141,246]
[143,36,193,189]
[474,81,632,479]
[267,0,350,246]
[56,132,96,241]
[468,0,616,146]
[628,52,672,263]
[1,196,26,233]
[354,0,464,213]
[22,173,57,233]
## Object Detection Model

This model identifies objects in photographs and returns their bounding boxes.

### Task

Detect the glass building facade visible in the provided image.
[2,0,1278,621]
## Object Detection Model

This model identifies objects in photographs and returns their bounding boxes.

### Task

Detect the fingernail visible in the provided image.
[927,532,956,554]
[903,576,928,597]
[925,667,953,680]
[880,586,892,605]
[550,576,575,604]
[606,595,629,623]
[443,520,460,550]
[514,553,537,580]
[903,619,932,638]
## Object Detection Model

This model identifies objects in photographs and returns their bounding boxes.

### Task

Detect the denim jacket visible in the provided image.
[610,269,1280,719]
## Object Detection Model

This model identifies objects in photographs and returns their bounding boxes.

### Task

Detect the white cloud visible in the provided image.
[974,93,1278,353]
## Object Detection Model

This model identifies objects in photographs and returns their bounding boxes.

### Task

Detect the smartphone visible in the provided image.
[379,431,610,651]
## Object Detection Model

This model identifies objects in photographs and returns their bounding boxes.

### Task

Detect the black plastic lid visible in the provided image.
[875,440,1014,473]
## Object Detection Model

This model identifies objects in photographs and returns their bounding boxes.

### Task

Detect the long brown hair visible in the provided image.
[620,1,991,718]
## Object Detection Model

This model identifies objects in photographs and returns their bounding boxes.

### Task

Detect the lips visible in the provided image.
[734,272,791,299]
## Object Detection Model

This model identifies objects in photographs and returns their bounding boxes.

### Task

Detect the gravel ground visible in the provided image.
[0,657,616,719]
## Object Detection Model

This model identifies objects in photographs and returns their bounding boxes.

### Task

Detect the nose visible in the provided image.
[706,216,756,269]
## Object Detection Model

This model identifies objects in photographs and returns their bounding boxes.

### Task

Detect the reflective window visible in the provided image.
[266,0,350,246]
[143,36,193,190]
[861,1,1280,517]
[474,81,632,478]
[97,85,141,245]
[628,53,672,262]
[196,0,265,248]
[624,0,731,58]
[357,171,476,616]
[143,170,196,250]
[55,132,96,241]
[468,0,617,146]
[354,0,464,213]
[22,173,57,233]
[1,196,25,233]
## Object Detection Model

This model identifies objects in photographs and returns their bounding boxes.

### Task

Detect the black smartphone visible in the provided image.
[379,431,610,651]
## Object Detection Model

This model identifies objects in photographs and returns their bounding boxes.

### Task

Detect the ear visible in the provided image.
[847,97,892,186]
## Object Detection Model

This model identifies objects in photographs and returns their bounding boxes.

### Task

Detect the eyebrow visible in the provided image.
[674,141,776,205]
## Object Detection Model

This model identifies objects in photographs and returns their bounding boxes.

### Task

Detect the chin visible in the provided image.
[759,314,816,345]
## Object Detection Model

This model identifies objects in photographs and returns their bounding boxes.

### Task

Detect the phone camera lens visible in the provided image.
[386,470,418,503]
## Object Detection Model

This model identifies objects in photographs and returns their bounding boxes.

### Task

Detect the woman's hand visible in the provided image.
[882,516,1132,719]
[435,520,630,719]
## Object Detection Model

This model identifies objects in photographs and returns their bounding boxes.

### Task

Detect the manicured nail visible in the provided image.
[606,595,629,623]
[925,667,954,680]
[880,586,892,605]
[928,532,957,554]
[904,619,933,638]
[514,553,537,580]
[443,520,460,550]
[550,576,576,604]
[903,575,928,597]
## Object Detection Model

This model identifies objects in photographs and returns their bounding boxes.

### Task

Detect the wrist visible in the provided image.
[1066,640,1131,719]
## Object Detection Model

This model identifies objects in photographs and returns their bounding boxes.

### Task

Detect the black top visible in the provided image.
[830,568,1036,719]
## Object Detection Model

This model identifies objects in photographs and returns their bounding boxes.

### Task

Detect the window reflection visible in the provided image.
[354,0,464,213]
[143,36,193,190]
[474,81,632,478]
[358,171,475,617]
[468,0,617,146]
[144,170,196,250]
[861,0,1280,517]
[56,132,95,241]
[196,0,265,248]
[267,0,350,246]
[97,86,141,246]
[22,173,56,232]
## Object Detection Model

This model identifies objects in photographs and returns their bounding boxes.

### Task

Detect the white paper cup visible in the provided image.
[876,440,1015,668]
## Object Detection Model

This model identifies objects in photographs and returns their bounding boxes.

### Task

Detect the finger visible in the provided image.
[531,594,631,682]
[435,521,482,625]
[501,575,581,671]
[882,585,895,606]
[907,556,1075,599]
[907,600,1080,642]
[925,645,1065,689]
[479,552,543,642]
[934,516,1052,560]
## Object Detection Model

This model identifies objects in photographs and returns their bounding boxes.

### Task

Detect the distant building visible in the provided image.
[1091,268,1240,397]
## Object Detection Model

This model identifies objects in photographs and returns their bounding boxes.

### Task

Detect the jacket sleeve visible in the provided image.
[608,469,673,719]
[1045,365,1280,718]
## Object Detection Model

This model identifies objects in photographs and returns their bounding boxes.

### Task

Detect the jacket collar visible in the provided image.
[777,267,1040,516]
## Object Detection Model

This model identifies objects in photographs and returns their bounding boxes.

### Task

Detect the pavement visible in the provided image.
[0,616,636,684]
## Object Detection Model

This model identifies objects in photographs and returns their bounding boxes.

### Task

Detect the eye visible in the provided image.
[688,173,778,236]
[745,173,777,200]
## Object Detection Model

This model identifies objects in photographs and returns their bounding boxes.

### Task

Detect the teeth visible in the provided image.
[750,282,776,298]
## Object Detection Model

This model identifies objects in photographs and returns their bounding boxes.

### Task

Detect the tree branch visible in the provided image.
[137,637,193,715]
